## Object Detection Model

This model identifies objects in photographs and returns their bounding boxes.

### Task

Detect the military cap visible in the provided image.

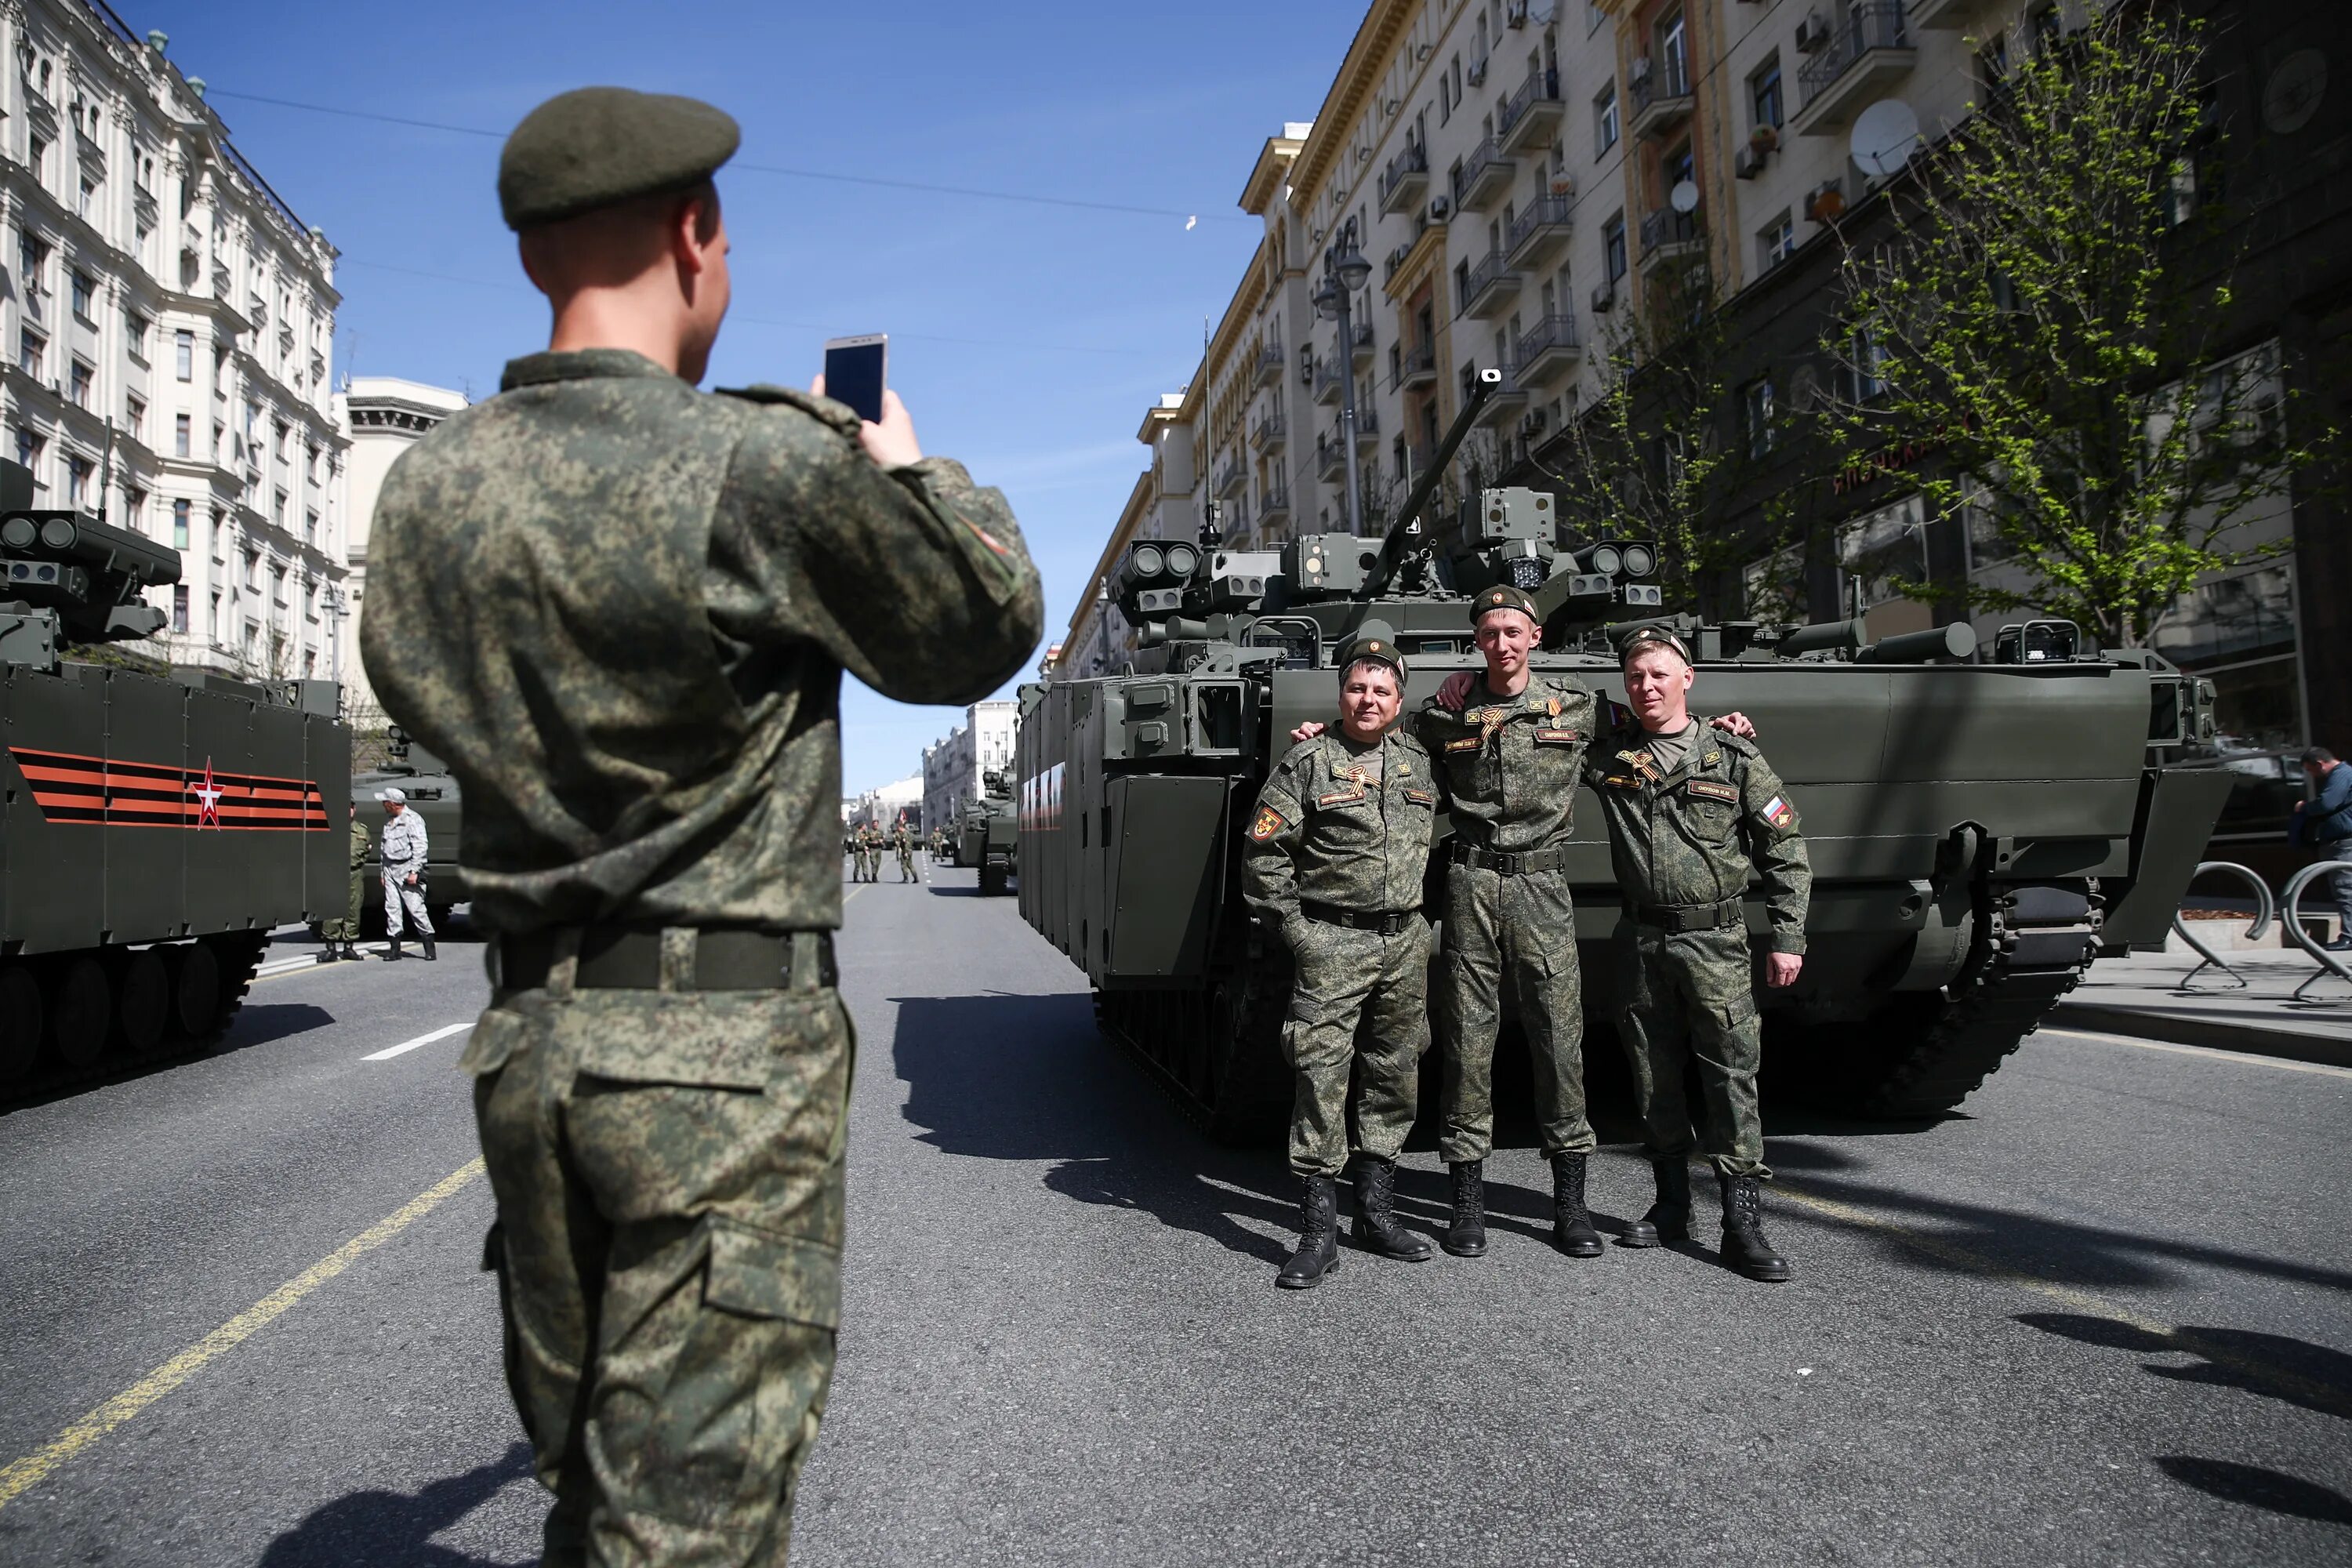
[499,87,741,230]
[374,786,407,804]
[1618,624,1693,666]
[1468,584,1541,626]
[1337,633,1408,682]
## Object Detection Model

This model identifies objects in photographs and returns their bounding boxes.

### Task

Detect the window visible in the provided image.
[14,428,42,473]
[1759,213,1795,270]
[172,585,189,633]
[1602,213,1628,281]
[2150,564,2303,750]
[275,421,291,460]
[1847,322,1889,402]
[17,234,48,294]
[273,488,287,528]
[1751,56,1784,131]
[70,271,94,320]
[126,395,145,440]
[1744,376,1776,458]
[78,177,98,222]
[1976,33,2009,94]
[2029,3,2062,54]
[209,591,221,640]
[244,550,260,591]
[124,488,144,530]
[1594,83,1619,154]
[1585,0,1606,34]
[272,565,287,605]
[135,223,151,266]
[172,498,191,548]
[1837,493,1930,615]
[67,455,93,507]
[175,329,194,380]
[19,328,45,379]
[304,508,318,544]
[126,311,151,361]
[28,135,49,186]
[1743,546,1806,622]
[67,360,91,408]
[174,412,191,457]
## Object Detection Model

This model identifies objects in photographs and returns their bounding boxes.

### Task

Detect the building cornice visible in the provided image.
[1239,134,1307,216]
[1286,0,1417,211]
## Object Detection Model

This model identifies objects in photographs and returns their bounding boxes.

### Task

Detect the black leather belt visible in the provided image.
[1300,901,1418,935]
[1448,842,1571,874]
[496,926,836,994]
[1632,898,1745,933]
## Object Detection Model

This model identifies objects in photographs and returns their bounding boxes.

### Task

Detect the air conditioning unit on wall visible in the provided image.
[1795,13,1831,53]
[1590,281,1617,312]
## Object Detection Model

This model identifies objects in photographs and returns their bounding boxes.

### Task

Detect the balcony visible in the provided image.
[1249,408,1287,452]
[1794,2,1917,137]
[1316,435,1347,481]
[1313,353,1345,405]
[1629,57,1695,140]
[1505,195,1573,270]
[1908,0,2000,27]
[1399,443,1436,484]
[1348,322,1375,368]
[1253,343,1285,389]
[1391,343,1438,394]
[1515,314,1582,384]
[1259,481,1290,528]
[1451,138,1515,211]
[1457,249,1523,320]
[1378,142,1429,216]
[1350,408,1381,450]
[1214,452,1247,499]
[1638,208,1704,273]
[1496,68,1564,155]
[1470,365,1530,428]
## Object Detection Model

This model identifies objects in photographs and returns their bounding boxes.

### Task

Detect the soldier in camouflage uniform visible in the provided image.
[318,801,368,963]
[893,821,916,881]
[1244,635,1438,1290]
[361,88,1043,1567]
[1588,626,1809,1282]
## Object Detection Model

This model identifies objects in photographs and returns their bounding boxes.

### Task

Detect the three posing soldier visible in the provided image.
[1265,597,1806,1287]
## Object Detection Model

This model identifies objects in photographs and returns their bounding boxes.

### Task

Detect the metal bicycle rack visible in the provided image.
[2170,861,2274,992]
[2278,860,2352,1003]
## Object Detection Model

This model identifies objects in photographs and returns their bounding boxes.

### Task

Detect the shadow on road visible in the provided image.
[257,1441,534,1566]
[2015,1312,2352,1421]
[2151,1457,2352,1526]
[221,1002,339,1053]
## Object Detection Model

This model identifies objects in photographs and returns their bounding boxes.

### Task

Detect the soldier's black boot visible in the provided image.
[1621,1157,1693,1248]
[1350,1156,1432,1261]
[339,942,362,962]
[1550,1152,1604,1258]
[386,938,404,962]
[1443,1160,1487,1258]
[1277,1175,1341,1289]
[1718,1173,1791,1282]
[315,944,341,964]
[421,935,437,962]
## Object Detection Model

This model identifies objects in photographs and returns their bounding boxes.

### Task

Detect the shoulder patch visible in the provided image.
[1250,804,1287,842]
[714,383,863,437]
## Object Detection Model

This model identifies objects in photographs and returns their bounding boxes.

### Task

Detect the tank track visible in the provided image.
[1094,961,1290,1146]
[0,932,270,1109]
[1853,880,2102,1119]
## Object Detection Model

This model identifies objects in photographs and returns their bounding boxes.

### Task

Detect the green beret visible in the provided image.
[1469,584,1540,626]
[499,86,741,230]
[1338,633,1408,682]
[1619,624,1693,665]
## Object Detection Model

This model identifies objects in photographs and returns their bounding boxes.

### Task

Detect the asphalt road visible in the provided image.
[1,864,2347,1566]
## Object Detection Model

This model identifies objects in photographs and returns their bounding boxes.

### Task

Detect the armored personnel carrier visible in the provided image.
[954,768,1018,896]
[1016,374,2230,1141]
[352,727,464,932]
[0,463,347,1094]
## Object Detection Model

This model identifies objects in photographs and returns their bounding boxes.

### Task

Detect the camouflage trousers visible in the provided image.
[321,868,365,942]
[1614,922,1769,1179]
[383,868,435,937]
[896,851,915,881]
[1436,863,1594,1163]
[1282,913,1431,1178]
[464,946,852,1567]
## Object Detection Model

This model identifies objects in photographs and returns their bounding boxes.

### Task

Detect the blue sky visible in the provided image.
[147,0,1364,793]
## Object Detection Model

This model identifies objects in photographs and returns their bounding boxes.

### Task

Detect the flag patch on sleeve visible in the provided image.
[1250,805,1287,841]
[1763,794,1796,829]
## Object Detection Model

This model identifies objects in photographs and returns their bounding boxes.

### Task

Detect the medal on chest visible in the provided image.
[1619,746,1663,784]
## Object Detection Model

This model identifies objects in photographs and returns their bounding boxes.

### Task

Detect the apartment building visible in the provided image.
[1059,0,2349,768]
[922,699,1018,833]
[335,375,466,724]
[1,2,349,683]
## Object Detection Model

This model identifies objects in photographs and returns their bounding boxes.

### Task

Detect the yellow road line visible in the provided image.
[1777,1178,2351,1417]
[2042,1026,2352,1080]
[0,1157,485,1512]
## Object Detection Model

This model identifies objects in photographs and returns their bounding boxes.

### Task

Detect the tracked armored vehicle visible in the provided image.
[955,768,1018,896]
[352,727,465,932]
[0,463,347,1094]
[1016,373,2230,1142]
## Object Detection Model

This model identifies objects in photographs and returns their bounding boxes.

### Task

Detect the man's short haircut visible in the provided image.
[2304,746,2336,766]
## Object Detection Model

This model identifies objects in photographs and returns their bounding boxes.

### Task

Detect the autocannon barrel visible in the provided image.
[1775,618,1868,659]
[1853,623,1977,665]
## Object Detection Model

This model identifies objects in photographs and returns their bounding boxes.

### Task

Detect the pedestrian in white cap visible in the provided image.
[376,787,436,960]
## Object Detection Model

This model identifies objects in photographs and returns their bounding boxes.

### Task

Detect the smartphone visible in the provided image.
[822,334,887,424]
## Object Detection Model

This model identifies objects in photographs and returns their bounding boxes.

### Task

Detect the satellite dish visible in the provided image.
[1668,179,1700,215]
[1850,99,1922,178]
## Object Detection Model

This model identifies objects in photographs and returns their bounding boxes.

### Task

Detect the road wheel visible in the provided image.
[0,966,42,1083]
[49,956,112,1069]
[113,950,170,1055]
[169,942,222,1039]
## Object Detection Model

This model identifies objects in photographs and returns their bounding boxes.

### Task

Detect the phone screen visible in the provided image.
[822,336,887,424]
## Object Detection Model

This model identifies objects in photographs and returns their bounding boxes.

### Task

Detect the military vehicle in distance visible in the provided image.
[352,727,464,933]
[0,462,347,1093]
[954,768,1018,896]
[1015,372,2231,1142]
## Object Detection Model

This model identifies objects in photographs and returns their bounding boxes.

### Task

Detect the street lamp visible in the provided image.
[1314,218,1374,535]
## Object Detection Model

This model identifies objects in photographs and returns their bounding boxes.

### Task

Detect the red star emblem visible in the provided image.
[188,757,225,828]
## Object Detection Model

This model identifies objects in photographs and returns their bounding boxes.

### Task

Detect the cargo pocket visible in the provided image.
[703,1218,842,1332]
[458,1010,526,1077]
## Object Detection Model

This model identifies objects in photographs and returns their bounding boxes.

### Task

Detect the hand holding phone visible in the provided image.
[811,335,922,470]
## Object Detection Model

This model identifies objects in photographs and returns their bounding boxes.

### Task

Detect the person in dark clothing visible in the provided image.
[2294,747,2352,951]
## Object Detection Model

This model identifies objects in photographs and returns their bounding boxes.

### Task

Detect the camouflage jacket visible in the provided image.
[1584,720,1812,954]
[379,809,429,871]
[1243,728,1439,933]
[349,818,373,872]
[1411,670,1598,854]
[361,349,1043,933]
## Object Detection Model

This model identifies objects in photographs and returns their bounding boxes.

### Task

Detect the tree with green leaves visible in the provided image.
[1818,4,2332,649]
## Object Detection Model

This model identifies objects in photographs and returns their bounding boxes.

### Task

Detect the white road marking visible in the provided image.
[2042,1026,2352,1080]
[363,1022,473,1062]
[255,955,320,980]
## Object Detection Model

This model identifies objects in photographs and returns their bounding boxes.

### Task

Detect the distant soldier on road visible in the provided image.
[361,86,1042,1566]
[894,821,916,882]
[1588,626,1809,1282]
[1245,635,1439,1290]
[318,801,369,964]
[376,786,434,961]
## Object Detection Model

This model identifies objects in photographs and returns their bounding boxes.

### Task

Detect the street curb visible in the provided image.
[2049,1003,2352,1069]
